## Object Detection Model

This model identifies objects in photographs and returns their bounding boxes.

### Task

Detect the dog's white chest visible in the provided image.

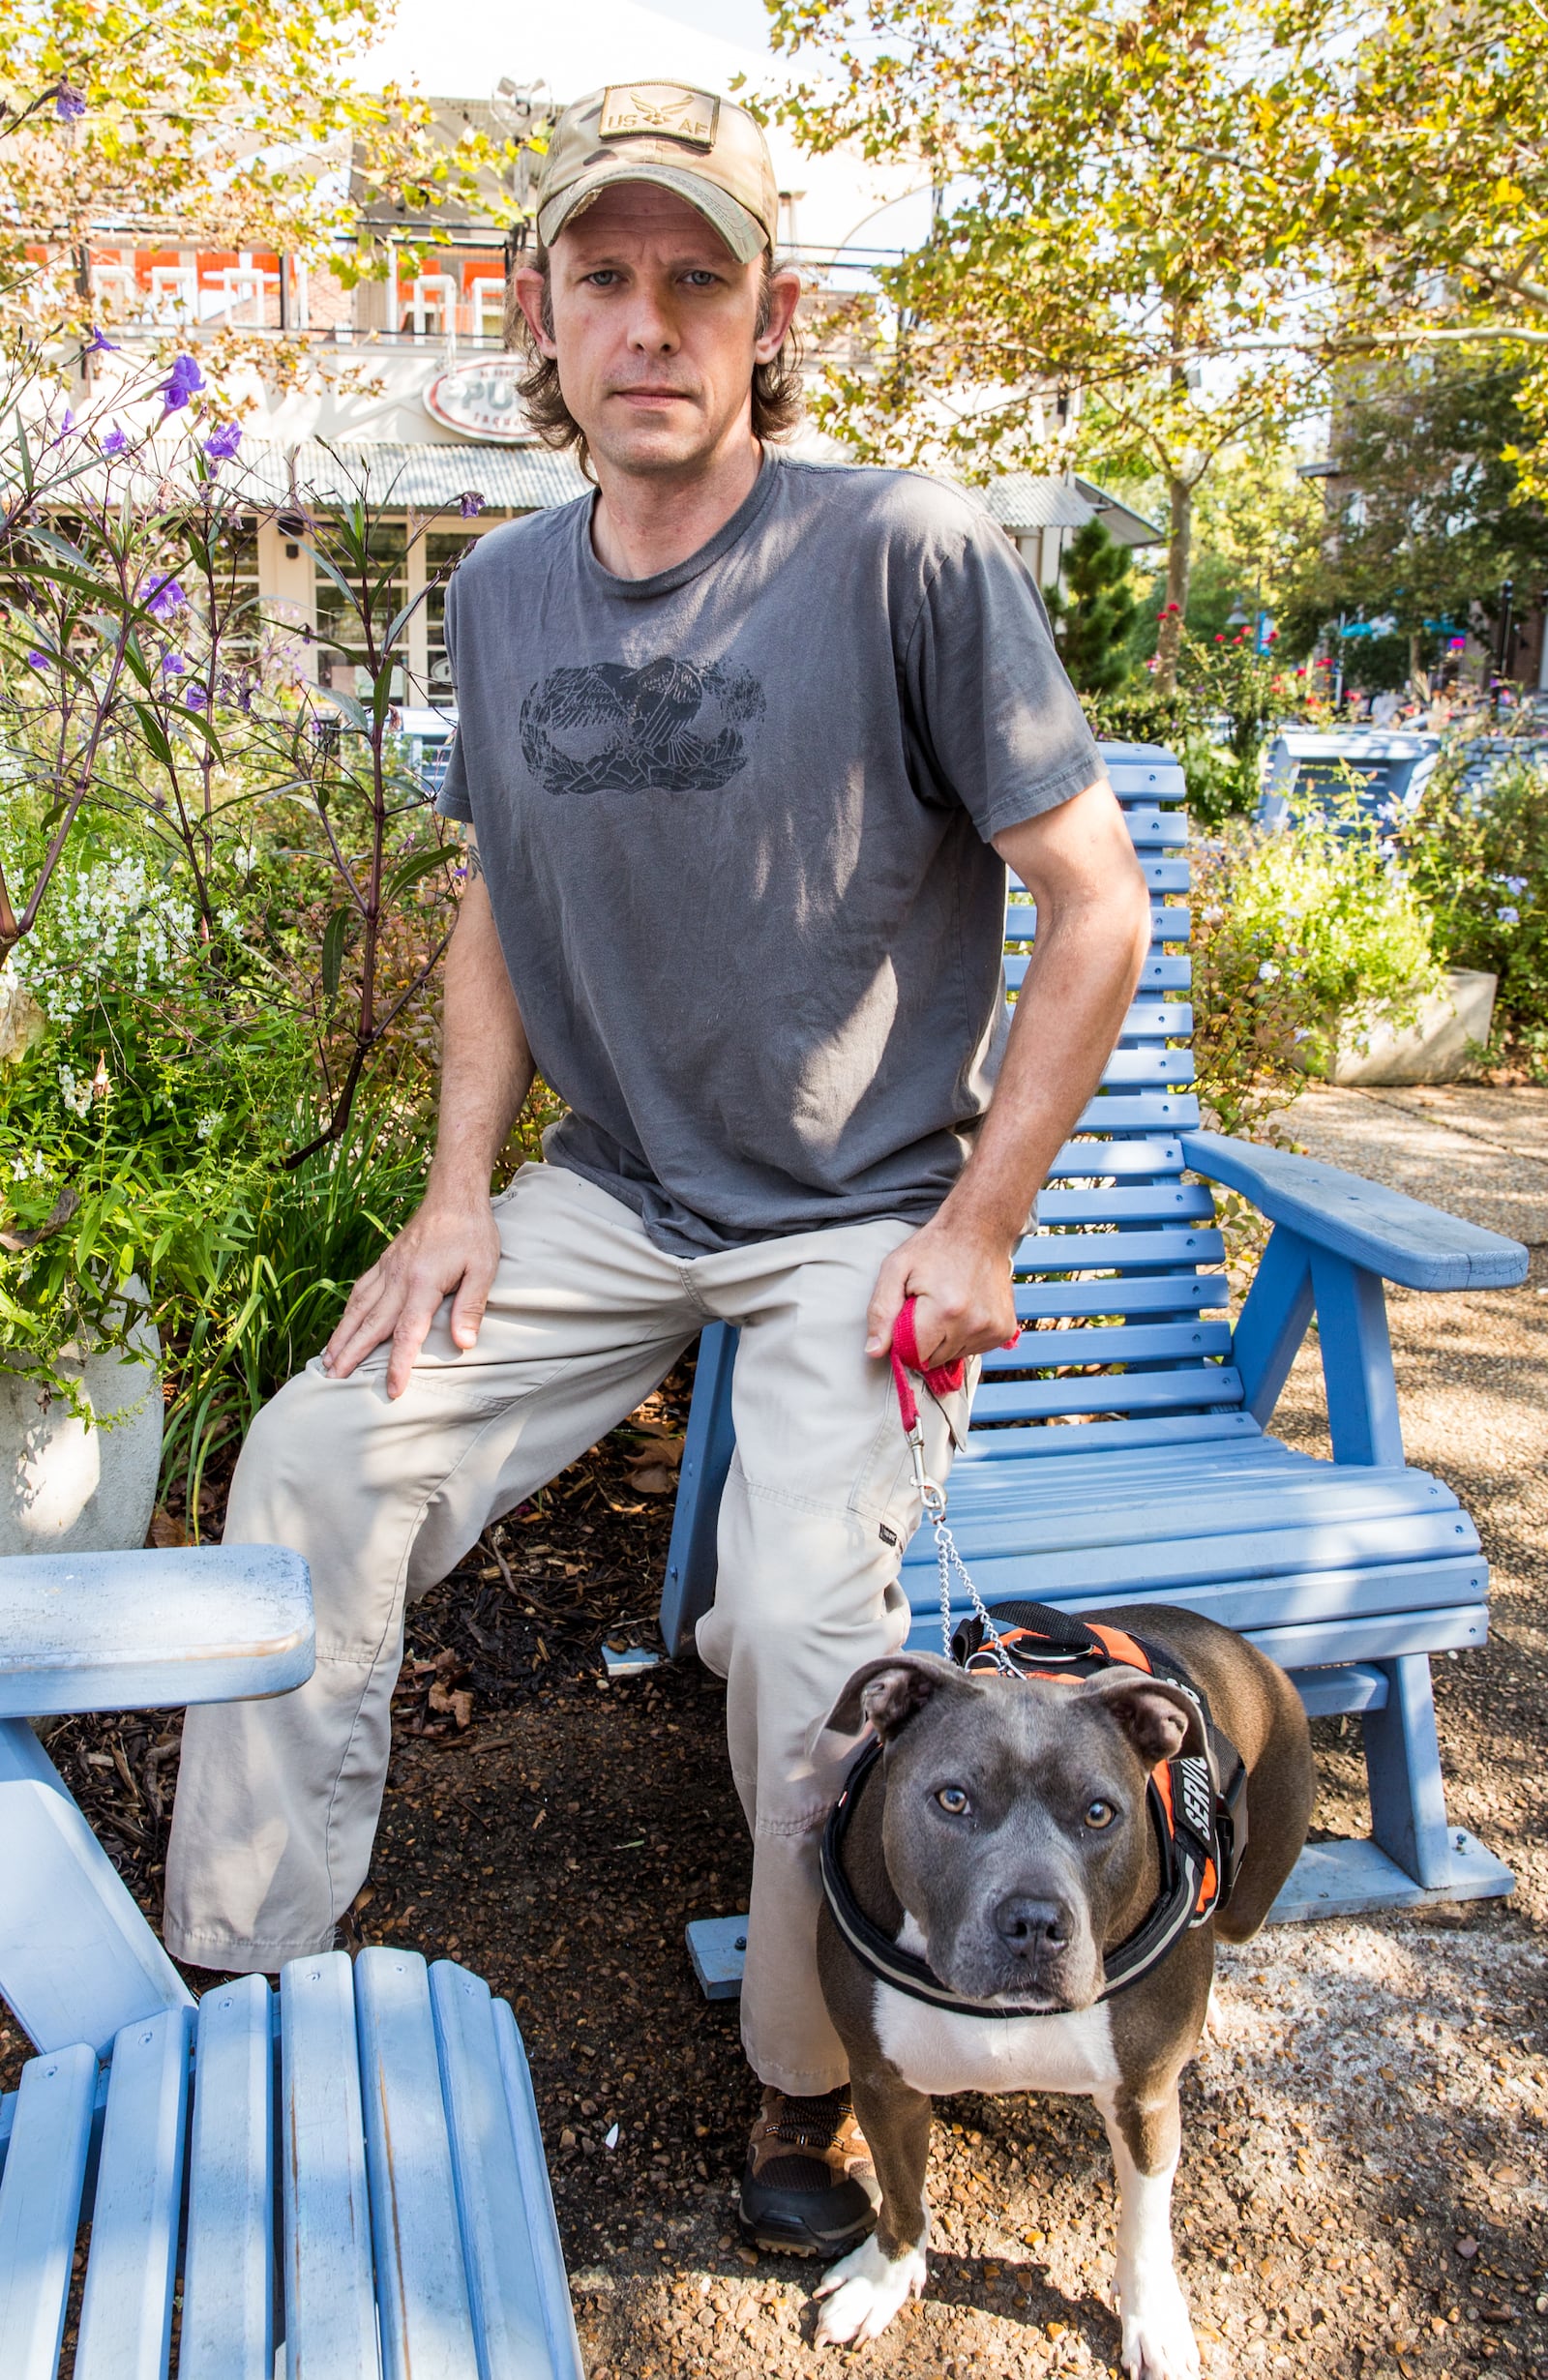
[871,1978,1120,2100]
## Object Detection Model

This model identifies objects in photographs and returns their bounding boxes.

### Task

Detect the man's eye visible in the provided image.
[584,271,620,287]
[936,1786,970,1816]
[682,270,719,287]
[1085,1800,1116,1830]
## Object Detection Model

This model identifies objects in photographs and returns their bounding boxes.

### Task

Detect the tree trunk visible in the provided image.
[1155,474,1193,693]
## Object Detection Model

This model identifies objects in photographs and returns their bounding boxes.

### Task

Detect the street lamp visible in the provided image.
[1226,597,1249,630]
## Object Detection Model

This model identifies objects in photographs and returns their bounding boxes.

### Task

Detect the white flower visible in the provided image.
[194,1110,224,1141]
[10,1149,47,1179]
[1258,961,1281,982]
[57,1064,92,1118]
[217,907,242,936]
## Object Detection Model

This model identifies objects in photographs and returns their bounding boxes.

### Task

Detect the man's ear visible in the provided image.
[824,1653,963,1742]
[1084,1671,1207,1766]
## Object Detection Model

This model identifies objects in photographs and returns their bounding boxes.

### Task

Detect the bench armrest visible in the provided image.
[1180,1129,1529,1292]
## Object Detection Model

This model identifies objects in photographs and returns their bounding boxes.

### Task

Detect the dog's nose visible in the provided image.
[993,1895,1068,1954]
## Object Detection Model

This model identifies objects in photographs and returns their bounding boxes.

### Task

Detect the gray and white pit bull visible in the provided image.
[811,1605,1315,2378]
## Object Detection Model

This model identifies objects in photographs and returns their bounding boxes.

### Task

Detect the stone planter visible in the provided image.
[0,1292,163,1557]
[1330,968,1498,1087]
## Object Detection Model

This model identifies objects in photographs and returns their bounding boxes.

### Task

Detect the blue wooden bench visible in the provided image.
[0,1545,582,2378]
[664,742,1527,1996]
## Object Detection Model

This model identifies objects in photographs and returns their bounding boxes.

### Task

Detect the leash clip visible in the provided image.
[907,1418,946,1519]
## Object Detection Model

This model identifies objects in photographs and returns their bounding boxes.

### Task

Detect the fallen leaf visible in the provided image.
[627,1463,677,1495]
[148,1507,188,1548]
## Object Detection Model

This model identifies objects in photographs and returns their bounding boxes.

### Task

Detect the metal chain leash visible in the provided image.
[908,1425,1021,1677]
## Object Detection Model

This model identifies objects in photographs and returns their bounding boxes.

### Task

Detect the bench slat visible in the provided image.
[429,1960,555,2379]
[906,1596,1490,1668]
[491,1999,586,2380]
[1035,1182,1214,1226]
[75,2006,193,2380]
[180,1977,275,2380]
[961,1410,1265,1457]
[281,1952,379,2380]
[983,1320,1233,1369]
[957,1433,1314,1483]
[941,1458,1456,1532]
[356,1949,480,2380]
[1043,1138,1184,1179]
[903,1512,1478,1603]
[972,1365,1243,1422]
[1014,1224,1224,1273]
[1014,1274,1229,1319]
[1074,1091,1201,1131]
[0,2042,96,2380]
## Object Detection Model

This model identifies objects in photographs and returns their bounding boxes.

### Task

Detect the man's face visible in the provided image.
[515,184,798,477]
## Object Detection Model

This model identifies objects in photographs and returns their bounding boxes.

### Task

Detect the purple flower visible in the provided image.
[86,327,119,355]
[161,354,205,414]
[26,650,48,669]
[458,491,485,518]
[203,422,242,463]
[145,577,186,619]
[1503,875,1528,896]
[161,653,185,675]
[101,426,127,455]
[186,684,207,710]
[54,83,86,121]
[1497,907,1520,927]
[59,408,75,437]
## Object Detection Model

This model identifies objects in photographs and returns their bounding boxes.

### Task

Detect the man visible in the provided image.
[165,83,1150,2258]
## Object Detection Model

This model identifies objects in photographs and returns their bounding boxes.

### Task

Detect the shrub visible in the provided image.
[1191,810,1440,1136]
[1402,741,1548,1070]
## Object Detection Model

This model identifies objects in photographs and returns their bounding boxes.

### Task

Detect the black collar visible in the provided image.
[819,1738,1208,2020]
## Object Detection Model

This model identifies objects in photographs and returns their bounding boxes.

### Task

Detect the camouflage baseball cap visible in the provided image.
[534,83,779,264]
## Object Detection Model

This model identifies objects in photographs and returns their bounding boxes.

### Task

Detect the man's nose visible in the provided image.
[993,1895,1069,1955]
[627,292,678,351]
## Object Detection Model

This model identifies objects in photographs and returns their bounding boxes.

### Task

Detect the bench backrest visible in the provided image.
[976,740,1250,1461]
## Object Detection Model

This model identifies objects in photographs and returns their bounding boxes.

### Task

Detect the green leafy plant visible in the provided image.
[1190,805,1440,1134]
[1402,739,1548,1069]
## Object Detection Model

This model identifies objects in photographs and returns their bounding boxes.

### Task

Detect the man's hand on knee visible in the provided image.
[321,1195,501,1397]
[864,1220,1018,1372]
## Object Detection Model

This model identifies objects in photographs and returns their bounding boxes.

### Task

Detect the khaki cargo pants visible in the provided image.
[165,1161,966,2095]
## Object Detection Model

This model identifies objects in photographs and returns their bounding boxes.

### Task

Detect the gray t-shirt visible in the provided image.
[437,449,1103,1255]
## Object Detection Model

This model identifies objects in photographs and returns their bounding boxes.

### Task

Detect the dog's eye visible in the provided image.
[1085,1800,1116,1830]
[936,1785,970,1816]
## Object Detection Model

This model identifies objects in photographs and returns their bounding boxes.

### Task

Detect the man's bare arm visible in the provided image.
[322,830,535,1395]
[865,777,1150,1370]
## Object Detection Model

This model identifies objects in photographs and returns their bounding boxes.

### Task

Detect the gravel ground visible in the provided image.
[10,1087,1546,2379]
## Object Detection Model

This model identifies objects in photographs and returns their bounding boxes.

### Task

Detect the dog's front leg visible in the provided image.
[813,2068,931,2347]
[1096,2084,1200,2380]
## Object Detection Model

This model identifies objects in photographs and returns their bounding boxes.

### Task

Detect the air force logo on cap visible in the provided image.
[598,84,720,148]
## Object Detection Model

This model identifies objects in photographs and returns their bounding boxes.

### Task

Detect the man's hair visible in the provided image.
[510,247,804,478]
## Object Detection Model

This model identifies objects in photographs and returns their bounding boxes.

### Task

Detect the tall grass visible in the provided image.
[159,1119,428,1530]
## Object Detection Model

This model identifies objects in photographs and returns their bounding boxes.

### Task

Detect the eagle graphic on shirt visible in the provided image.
[520,658,765,795]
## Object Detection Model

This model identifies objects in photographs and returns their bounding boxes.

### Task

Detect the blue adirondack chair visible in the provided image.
[664,742,1527,1999]
[0,1544,582,2379]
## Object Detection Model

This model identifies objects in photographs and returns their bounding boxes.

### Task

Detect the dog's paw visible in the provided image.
[1118,2273,1202,2380]
[813,2233,926,2346]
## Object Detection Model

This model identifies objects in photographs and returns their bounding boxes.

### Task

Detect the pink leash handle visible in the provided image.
[888,1294,1020,1436]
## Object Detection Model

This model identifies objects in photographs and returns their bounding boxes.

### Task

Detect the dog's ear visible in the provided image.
[1083,1670,1207,1766]
[824,1653,963,1742]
